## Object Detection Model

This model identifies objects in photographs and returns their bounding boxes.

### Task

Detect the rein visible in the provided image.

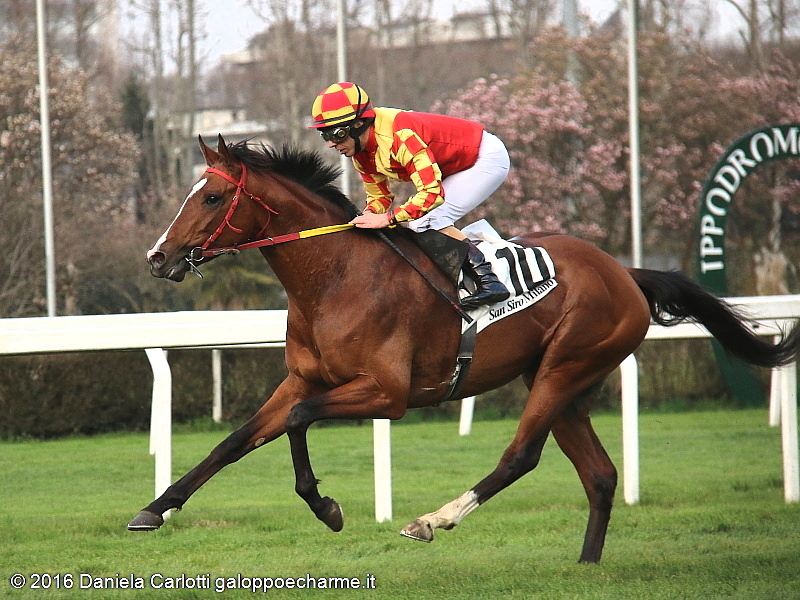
[186,162,470,323]
[188,164,354,262]
[190,223,355,259]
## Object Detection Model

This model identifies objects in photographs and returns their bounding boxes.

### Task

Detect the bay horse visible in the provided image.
[131,135,800,563]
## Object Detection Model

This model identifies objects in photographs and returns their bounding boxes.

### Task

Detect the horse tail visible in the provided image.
[628,268,800,369]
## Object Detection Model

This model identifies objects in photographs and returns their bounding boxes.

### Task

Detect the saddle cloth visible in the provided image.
[459,220,558,333]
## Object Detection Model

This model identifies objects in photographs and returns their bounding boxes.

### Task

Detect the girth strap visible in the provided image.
[374,229,476,400]
[442,319,477,402]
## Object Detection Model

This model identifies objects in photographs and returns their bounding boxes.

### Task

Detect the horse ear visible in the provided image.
[217,134,235,163]
[199,135,220,166]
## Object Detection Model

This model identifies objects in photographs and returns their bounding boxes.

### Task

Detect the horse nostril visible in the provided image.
[147,250,166,267]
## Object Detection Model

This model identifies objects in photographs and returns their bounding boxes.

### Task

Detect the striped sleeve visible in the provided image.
[390,129,445,222]
[353,156,393,213]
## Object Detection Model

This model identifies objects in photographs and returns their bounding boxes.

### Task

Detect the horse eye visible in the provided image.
[204,194,223,206]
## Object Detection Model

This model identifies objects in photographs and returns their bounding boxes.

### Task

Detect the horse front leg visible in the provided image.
[284,374,406,532]
[127,377,309,531]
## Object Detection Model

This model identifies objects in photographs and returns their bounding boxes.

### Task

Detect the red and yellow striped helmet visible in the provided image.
[309,82,375,129]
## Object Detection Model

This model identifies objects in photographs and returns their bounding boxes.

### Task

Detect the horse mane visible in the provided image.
[227,140,359,220]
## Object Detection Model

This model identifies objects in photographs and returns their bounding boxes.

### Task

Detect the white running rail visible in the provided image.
[0,294,798,526]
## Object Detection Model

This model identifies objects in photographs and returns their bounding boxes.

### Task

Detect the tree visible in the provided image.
[723,0,766,68]
[714,54,800,293]
[0,33,140,316]
[438,28,800,294]
[720,0,799,67]
[486,0,557,64]
[124,0,204,191]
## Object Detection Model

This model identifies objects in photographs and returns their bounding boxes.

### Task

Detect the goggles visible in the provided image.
[319,125,351,143]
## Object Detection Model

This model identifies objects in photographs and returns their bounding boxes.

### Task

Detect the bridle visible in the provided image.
[185,162,353,276]
[188,163,278,261]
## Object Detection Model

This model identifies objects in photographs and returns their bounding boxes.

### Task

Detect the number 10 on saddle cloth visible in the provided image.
[459,220,557,333]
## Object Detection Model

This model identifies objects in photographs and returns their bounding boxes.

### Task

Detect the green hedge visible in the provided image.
[0,339,758,439]
[0,348,288,439]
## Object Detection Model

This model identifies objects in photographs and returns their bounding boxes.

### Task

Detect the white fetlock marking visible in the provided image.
[418,490,479,532]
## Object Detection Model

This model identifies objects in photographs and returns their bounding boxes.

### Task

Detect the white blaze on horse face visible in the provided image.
[149,178,208,253]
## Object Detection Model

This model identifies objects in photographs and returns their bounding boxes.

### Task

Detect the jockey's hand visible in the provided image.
[350,212,392,229]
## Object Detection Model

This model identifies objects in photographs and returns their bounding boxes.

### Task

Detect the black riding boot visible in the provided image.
[460,241,510,310]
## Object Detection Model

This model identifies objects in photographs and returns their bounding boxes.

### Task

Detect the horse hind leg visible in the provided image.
[400,490,481,543]
[550,387,618,564]
[399,395,615,562]
[401,409,551,543]
[401,355,622,555]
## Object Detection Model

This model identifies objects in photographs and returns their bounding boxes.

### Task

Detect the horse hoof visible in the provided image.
[400,519,434,543]
[318,497,344,532]
[127,510,164,531]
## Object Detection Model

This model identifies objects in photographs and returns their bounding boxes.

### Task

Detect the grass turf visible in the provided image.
[1,409,799,598]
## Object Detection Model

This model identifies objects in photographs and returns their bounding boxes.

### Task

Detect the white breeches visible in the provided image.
[407,131,510,232]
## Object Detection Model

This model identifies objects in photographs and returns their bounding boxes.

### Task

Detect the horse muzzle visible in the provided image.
[146,249,190,282]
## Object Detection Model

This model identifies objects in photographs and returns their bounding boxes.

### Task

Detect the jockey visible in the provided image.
[309,81,511,310]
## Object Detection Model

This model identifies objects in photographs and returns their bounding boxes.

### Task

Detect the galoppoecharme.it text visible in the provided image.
[71,572,376,591]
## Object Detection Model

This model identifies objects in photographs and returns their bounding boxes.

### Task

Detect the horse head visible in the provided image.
[146,135,274,281]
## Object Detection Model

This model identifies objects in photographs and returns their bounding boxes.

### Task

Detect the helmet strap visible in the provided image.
[348,85,372,153]
[349,119,371,153]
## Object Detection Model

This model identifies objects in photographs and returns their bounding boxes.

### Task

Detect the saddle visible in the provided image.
[381,224,557,401]
[400,228,469,285]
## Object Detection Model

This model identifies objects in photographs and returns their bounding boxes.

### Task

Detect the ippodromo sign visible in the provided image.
[697,124,800,294]
[695,124,800,405]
